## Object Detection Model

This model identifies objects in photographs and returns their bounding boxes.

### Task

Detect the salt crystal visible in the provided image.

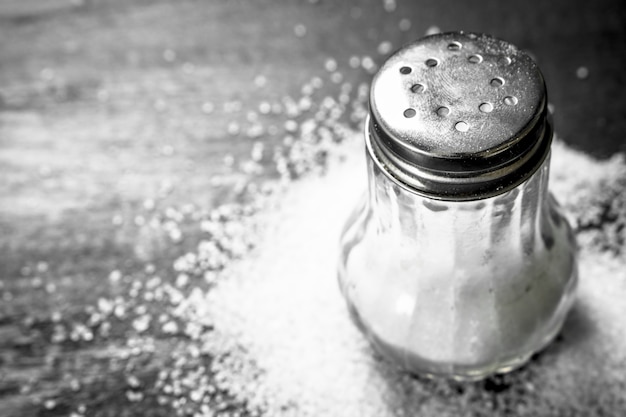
[36,261,49,273]
[311,77,323,89]
[163,321,179,334]
[324,58,338,72]
[227,122,240,136]
[98,298,114,315]
[44,399,56,410]
[258,101,271,114]
[176,273,190,288]
[114,304,126,319]
[254,75,267,88]
[361,56,377,73]
[51,311,62,322]
[251,142,265,162]
[398,18,411,31]
[132,315,151,333]
[143,199,155,211]
[201,102,215,114]
[126,390,144,402]
[70,379,81,391]
[425,25,441,35]
[284,120,298,133]
[330,72,343,84]
[383,0,397,12]
[377,41,393,55]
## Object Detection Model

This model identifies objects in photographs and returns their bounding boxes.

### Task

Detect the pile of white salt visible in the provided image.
[196,136,626,416]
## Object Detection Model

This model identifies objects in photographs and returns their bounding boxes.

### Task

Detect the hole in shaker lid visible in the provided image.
[455,121,469,132]
[411,83,426,93]
[468,54,483,64]
[490,77,505,87]
[436,106,450,116]
[479,102,494,113]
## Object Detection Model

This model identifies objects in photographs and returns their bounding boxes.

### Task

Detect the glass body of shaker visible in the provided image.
[338,143,578,380]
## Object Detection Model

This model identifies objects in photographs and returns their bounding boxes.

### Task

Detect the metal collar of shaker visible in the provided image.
[369,95,548,174]
[364,114,553,201]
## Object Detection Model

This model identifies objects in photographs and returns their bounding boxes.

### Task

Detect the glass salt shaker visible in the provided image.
[338,32,578,380]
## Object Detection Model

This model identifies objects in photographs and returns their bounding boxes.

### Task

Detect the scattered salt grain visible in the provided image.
[127,375,141,388]
[251,142,264,162]
[383,0,397,12]
[126,391,144,402]
[98,298,114,315]
[227,122,240,136]
[143,199,156,211]
[162,321,179,334]
[70,379,81,392]
[201,102,215,114]
[324,58,338,72]
[132,315,151,333]
[36,261,49,273]
[114,304,126,319]
[51,311,62,323]
[330,72,343,83]
[284,120,298,133]
[425,25,441,35]
[377,41,393,55]
[311,77,323,89]
[398,18,412,31]
[258,101,271,114]
[176,273,190,288]
[360,56,377,73]
[254,75,267,88]
[43,399,57,410]
[576,66,589,80]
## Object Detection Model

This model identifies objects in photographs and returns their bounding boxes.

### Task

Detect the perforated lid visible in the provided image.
[367,32,552,200]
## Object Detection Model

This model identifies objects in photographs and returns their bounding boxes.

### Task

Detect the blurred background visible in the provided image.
[0,0,624,416]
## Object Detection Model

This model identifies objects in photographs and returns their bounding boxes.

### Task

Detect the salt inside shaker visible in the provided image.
[338,32,578,380]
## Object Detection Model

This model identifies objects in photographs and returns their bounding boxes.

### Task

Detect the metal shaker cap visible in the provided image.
[367,32,551,200]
